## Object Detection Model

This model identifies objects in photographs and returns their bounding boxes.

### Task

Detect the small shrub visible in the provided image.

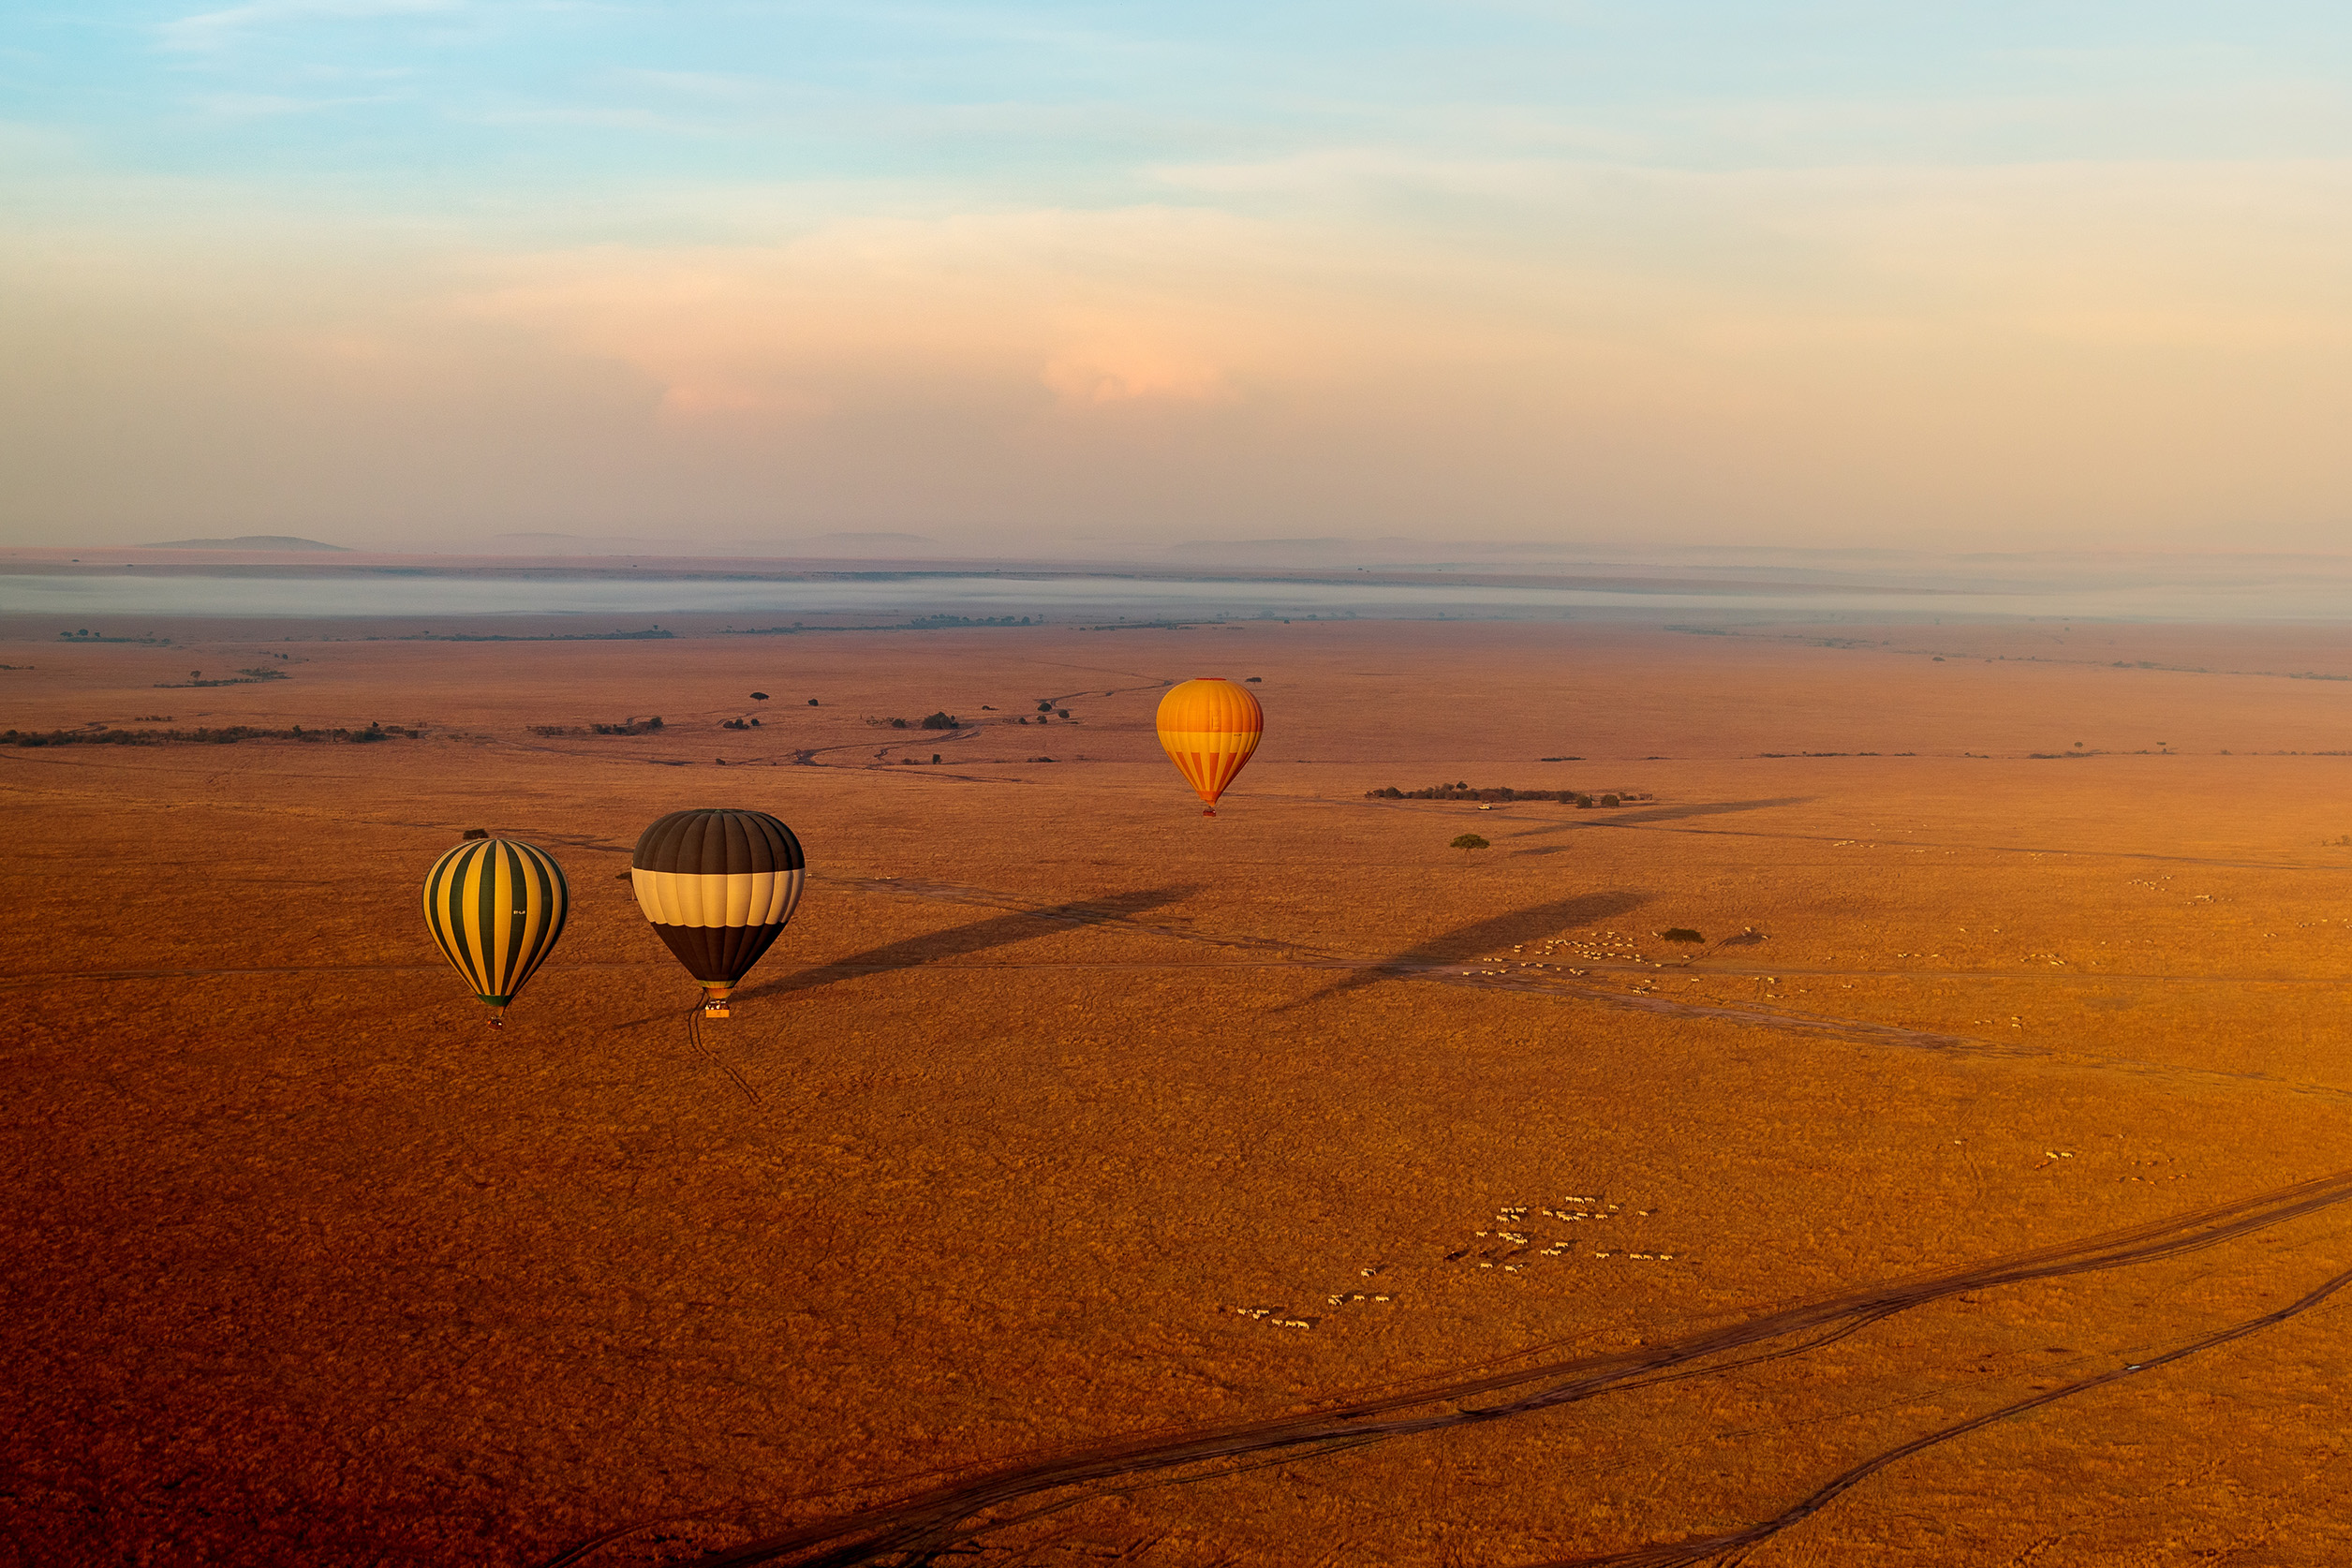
[1450,834,1489,851]
[1660,927,1705,943]
[890,717,910,729]
[807,698,819,705]
[1246,675,1263,683]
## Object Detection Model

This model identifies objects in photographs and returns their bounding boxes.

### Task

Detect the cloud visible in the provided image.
[161,0,466,52]
[185,92,406,118]
[453,206,1275,422]
[7,143,2352,549]
[1042,333,1232,407]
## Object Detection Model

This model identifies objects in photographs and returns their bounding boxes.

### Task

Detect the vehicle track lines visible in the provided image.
[540,1170,2352,1568]
[1558,1257,2352,1566]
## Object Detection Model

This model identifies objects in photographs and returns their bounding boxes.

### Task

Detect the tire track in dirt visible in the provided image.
[541,1169,2352,1568]
[1558,1255,2352,1566]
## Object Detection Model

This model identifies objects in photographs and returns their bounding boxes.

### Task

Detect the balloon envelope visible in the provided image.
[422,837,569,1016]
[1155,677,1263,807]
[631,808,806,994]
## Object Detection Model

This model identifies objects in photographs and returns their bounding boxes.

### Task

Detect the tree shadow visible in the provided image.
[735,885,1200,1000]
[1284,890,1648,1008]
[1600,796,1812,826]
[1497,796,1815,846]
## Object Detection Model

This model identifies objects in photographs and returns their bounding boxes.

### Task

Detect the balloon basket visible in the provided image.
[486,1006,506,1029]
[702,991,732,1019]
[1203,808,1216,817]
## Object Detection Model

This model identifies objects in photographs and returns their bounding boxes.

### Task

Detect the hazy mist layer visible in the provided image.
[10,547,2352,623]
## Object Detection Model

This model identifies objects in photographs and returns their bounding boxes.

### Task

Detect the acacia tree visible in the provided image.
[1450,834,1489,852]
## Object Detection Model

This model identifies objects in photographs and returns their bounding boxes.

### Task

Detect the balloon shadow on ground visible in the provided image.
[734,885,1201,1001]
[1283,890,1649,1009]
[1495,797,1814,851]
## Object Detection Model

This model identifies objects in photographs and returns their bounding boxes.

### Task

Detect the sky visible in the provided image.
[4,2,2350,557]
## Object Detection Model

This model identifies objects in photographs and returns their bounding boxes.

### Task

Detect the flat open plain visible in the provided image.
[8,614,2352,1566]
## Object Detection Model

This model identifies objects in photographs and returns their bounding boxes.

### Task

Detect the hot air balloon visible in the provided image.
[631,808,806,1017]
[422,835,570,1027]
[1155,677,1263,815]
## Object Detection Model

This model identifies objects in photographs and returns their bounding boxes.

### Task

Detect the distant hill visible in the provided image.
[140,535,349,552]
[489,530,941,556]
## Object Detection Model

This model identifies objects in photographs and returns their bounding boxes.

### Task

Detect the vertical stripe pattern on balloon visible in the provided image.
[422,837,570,1005]
[1154,677,1264,806]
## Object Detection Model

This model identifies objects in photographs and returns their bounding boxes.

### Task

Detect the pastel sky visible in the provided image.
[5,3,2350,555]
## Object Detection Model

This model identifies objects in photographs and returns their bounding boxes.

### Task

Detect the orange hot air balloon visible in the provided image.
[1156,677,1263,815]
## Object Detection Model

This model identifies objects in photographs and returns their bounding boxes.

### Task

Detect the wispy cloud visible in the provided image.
[160,0,466,52]
[186,91,406,117]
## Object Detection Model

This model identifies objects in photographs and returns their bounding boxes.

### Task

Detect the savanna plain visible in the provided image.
[10,614,2352,1567]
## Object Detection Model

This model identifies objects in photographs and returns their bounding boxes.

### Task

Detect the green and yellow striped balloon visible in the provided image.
[422,836,569,1025]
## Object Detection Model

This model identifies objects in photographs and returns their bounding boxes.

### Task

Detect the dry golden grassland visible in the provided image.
[7,615,2352,1565]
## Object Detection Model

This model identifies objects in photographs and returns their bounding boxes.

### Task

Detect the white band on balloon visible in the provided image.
[631,868,805,929]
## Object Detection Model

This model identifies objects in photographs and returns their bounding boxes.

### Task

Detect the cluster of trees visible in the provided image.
[721,717,762,730]
[538,717,666,735]
[1367,783,1651,807]
[7,722,399,747]
[884,712,962,730]
[155,667,289,688]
